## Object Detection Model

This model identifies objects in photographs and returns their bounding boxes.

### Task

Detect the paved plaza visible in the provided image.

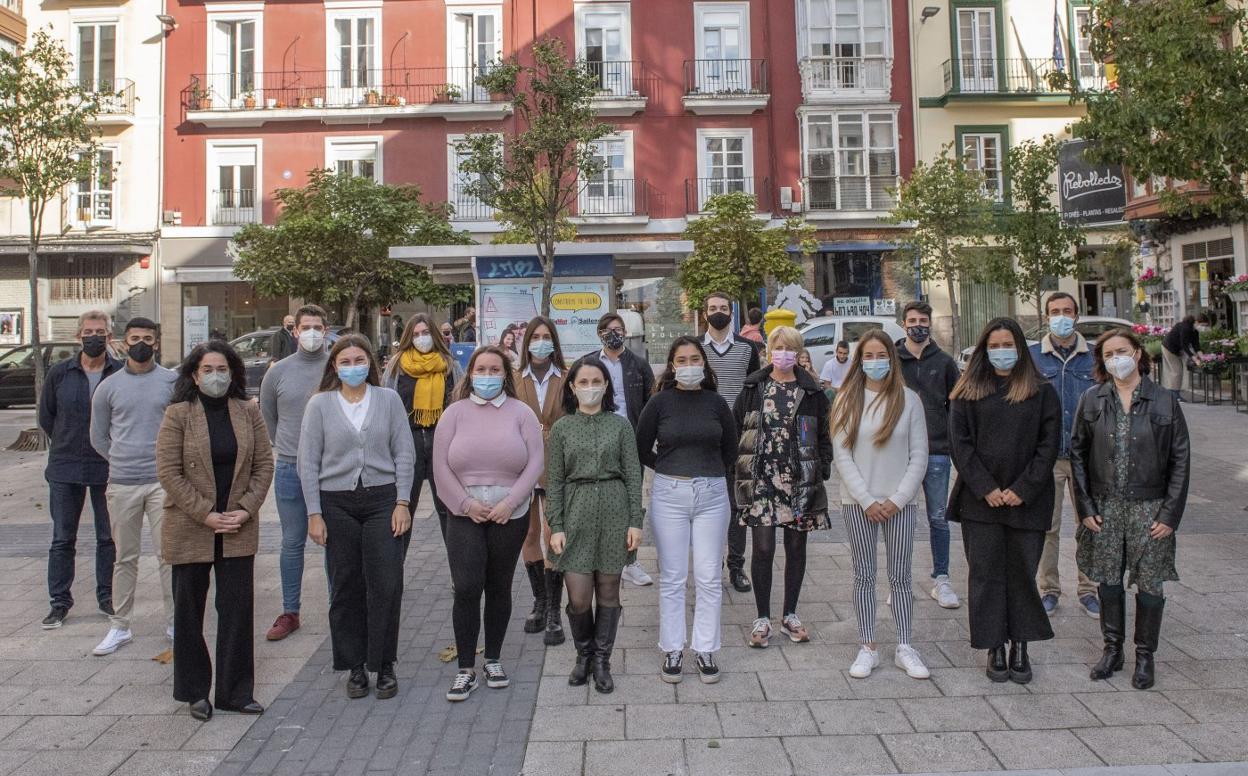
[0,402,1245,775]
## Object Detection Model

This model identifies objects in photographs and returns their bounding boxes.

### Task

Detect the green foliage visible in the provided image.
[1074,0,1248,219]
[679,191,814,311]
[232,169,472,328]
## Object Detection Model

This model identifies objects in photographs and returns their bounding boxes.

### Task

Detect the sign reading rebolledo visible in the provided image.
[551,291,602,311]
[1058,139,1127,226]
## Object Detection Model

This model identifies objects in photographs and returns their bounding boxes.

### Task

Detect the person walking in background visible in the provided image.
[301,334,415,701]
[831,330,931,680]
[739,307,765,345]
[39,310,121,629]
[896,301,962,611]
[948,317,1060,685]
[1072,328,1189,690]
[259,305,331,642]
[636,337,737,684]
[269,315,297,365]
[433,347,544,702]
[700,292,760,595]
[737,326,833,650]
[456,308,478,343]
[440,322,456,345]
[819,341,851,395]
[89,317,178,656]
[1160,312,1208,400]
[515,317,569,646]
[157,341,273,721]
[547,358,644,693]
[1028,292,1100,618]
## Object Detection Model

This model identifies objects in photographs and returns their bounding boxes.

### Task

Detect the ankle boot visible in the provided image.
[1008,641,1032,684]
[565,605,596,687]
[591,604,622,694]
[524,561,547,634]
[986,645,1009,683]
[1090,584,1126,680]
[544,570,565,646]
[1132,592,1165,690]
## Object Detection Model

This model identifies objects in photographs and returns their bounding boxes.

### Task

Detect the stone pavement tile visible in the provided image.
[897,696,1008,732]
[1075,691,1196,726]
[13,749,130,775]
[774,640,862,669]
[536,676,589,705]
[1167,721,1248,761]
[1026,638,1104,665]
[90,683,185,715]
[674,673,766,703]
[1163,689,1248,722]
[1166,763,1248,776]
[9,659,104,686]
[585,739,686,776]
[686,736,789,776]
[987,693,1102,730]
[1166,635,1248,661]
[756,669,854,701]
[89,714,203,750]
[1102,664,1203,692]
[712,646,793,674]
[116,750,225,775]
[879,731,1001,773]
[519,741,583,776]
[934,640,992,668]
[782,734,897,775]
[844,668,943,699]
[716,700,818,737]
[82,658,173,687]
[1,684,115,715]
[0,714,117,750]
[928,667,1029,697]
[626,702,720,740]
[529,704,625,742]
[1024,662,1120,694]
[613,624,663,650]
[1073,724,1204,766]
[978,729,1103,770]
[0,716,27,742]
[808,699,913,735]
[586,673,676,705]
[1167,659,1248,690]
[0,752,30,776]
[181,715,257,751]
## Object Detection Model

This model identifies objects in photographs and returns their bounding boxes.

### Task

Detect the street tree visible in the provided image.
[888,144,997,353]
[456,38,612,315]
[679,191,815,312]
[233,169,471,329]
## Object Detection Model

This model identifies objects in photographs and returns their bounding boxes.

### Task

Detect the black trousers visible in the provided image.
[172,536,255,708]
[446,515,528,669]
[961,520,1054,649]
[409,425,450,548]
[322,483,404,672]
[727,518,748,573]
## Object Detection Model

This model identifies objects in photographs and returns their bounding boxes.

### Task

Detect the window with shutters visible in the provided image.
[208,141,260,225]
[49,256,114,302]
[208,14,260,105]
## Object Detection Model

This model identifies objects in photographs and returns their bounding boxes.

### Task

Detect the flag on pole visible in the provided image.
[1053,0,1067,72]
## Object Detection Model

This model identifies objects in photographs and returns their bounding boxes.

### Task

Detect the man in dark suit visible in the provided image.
[269,315,296,365]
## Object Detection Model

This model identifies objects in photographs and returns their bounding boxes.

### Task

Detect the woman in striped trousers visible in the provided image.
[830,330,931,680]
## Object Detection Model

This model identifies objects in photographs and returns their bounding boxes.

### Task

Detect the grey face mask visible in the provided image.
[199,371,232,398]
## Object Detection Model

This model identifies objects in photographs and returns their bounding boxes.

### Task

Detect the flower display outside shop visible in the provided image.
[1137,267,1164,289]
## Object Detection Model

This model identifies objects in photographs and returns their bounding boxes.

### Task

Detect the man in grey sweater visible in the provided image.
[260,304,330,641]
[88,317,178,656]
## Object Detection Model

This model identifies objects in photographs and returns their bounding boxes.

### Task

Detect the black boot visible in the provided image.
[566,605,595,687]
[524,561,547,634]
[1090,584,1126,681]
[591,605,622,694]
[1132,592,1165,690]
[544,570,565,646]
[986,645,1009,683]
[1008,641,1032,684]
[346,665,369,699]
[375,663,398,699]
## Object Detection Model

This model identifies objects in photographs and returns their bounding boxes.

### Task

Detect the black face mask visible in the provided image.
[127,341,155,364]
[600,329,625,351]
[907,325,931,344]
[81,335,107,358]
[285,325,294,333]
[706,312,732,331]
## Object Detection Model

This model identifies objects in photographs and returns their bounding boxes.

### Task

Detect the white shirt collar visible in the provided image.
[523,363,562,382]
[703,330,731,347]
[469,392,508,408]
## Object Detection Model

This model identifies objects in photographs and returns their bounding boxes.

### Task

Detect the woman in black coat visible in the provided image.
[948,317,1061,685]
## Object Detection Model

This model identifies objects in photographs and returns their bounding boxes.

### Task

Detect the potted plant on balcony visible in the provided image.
[265,97,278,109]
[1137,266,1164,293]
[383,93,401,107]
[298,94,311,108]
[242,91,257,109]
[434,83,462,103]
[365,89,381,106]
[190,85,212,110]
[1219,273,1248,303]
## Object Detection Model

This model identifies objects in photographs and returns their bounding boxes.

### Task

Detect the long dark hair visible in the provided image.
[452,346,519,401]
[653,335,718,393]
[561,357,619,415]
[1092,327,1153,383]
[951,317,1042,404]
[395,313,453,369]
[171,341,248,403]
[318,334,381,392]
[519,315,566,371]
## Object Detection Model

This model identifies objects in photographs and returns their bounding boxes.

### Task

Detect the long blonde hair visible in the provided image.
[830,329,906,449]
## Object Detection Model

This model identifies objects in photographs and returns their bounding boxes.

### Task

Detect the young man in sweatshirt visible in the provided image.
[89,317,178,655]
[895,301,961,609]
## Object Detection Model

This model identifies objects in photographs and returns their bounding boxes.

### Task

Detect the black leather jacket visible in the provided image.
[1069,377,1191,530]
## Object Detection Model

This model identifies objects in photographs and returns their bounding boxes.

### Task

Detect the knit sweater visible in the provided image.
[432,396,545,516]
[832,387,929,509]
[703,332,760,407]
[260,347,329,463]
[634,387,738,478]
[89,364,178,485]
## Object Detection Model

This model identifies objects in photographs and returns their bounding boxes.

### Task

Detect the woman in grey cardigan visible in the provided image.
[299,334,415,701]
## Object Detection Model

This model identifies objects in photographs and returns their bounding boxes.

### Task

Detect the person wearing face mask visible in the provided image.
[1160,312,1210,400]
[736,326,833,649]
[433,347,545,702]
[545,359,644,692]
[157,341,273,721]
[269,315,297,365]
[635,337,738,683]
[259,305,331,642]
[831,330,931,680]
[300,334,415,701]
[948,317,1060,685]
[39,311,122,630]
[1071,329,1189,690]
[440,323,456,345]
[1028,292,1100,618]
[89,317,179,656]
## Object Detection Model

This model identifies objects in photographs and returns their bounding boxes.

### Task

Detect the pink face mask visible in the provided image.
[771,350,797,371]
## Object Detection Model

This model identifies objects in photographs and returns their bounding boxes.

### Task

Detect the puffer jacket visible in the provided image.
[732,366,833,523]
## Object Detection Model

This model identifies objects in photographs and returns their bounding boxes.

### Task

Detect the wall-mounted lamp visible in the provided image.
[156,14,177,31]
[920,6,941,23]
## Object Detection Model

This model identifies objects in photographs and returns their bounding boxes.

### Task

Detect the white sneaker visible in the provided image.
[93,627,133,656]
[621,562,653,587]
[166,626,175,643]
[930,576,961,609]
[848,646,879,679]
[894,644,931,679]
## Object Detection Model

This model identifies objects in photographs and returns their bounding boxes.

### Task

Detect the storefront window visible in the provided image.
[1181,237,1237,333]
[619,276,696,366]
[181,282,288,342]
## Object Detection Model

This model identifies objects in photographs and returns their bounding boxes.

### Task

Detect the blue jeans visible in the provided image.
[922,455,951,578]
[274,461,309,614]
[47,480,115,610]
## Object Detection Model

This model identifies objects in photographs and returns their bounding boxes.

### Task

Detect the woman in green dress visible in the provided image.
[546,358,644,694]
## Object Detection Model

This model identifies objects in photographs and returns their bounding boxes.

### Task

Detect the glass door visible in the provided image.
[584,11,628,96]
[956,8,996,92]
[211,20,255,106]
[700,11,747,92]
[76,24,116,92]
[333,17,376,105]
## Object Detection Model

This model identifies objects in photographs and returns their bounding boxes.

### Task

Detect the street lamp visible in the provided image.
[156,14,177,31]
[920,6,941,23]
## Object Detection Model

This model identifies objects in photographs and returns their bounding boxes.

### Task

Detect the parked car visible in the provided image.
[956,315,1132,371]
[798,316,907,375]
[0,342,81,408]
[230,325,350,396]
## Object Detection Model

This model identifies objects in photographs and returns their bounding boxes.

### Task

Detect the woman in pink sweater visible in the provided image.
[433,346,545,702]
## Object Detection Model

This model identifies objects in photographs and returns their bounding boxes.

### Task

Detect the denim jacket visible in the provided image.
[1028,333,1095,459]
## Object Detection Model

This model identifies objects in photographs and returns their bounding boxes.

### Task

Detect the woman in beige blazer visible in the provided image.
[157,341,273,721]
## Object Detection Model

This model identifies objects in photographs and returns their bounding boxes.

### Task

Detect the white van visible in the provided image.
[798,315,906,374]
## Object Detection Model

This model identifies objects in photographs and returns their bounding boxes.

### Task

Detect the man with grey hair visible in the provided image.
[38,310,123,629]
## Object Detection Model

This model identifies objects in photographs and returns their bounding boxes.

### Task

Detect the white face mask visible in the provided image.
[675,365,705,388]
[575,386,606,408]
[413,334,434,353]
[298,329,325,353]
[1106,354,1138,381]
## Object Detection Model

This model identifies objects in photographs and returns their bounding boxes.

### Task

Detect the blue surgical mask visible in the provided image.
[1049,315,1075,338]
[528,339,555,359]
[337,365,369,387]
[861,359,891,381]
[987,349,1019,371]
[472,375,504,400]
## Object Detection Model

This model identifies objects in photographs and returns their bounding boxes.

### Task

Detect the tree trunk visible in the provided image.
[943,245,962,355]
[344,290,362,331]
[539,240,554,318]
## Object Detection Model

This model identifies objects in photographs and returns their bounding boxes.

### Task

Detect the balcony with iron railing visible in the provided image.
[78,78,136,123]
[799,56,892,101]
[802,175,898,216]
[212,189,258,226]
[448,184,497,222]
[934,57,1107,103]
[576,178,647,219]
[685,177,771,214]
[582,60,649,116]
[682,59,770,114]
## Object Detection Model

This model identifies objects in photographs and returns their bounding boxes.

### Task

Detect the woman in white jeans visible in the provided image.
[830,330,931,680]
[635,337,738,683]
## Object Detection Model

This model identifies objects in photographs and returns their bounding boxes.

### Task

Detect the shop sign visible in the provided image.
[183,306,210,356]
[1059,139,1127,225]
[833,296,872,316]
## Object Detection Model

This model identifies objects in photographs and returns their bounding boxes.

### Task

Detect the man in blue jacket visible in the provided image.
[1028,292,1099,617]
[38,311,123,629]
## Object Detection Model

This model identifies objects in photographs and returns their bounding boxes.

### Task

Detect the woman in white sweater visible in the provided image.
[830,329,930,680]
